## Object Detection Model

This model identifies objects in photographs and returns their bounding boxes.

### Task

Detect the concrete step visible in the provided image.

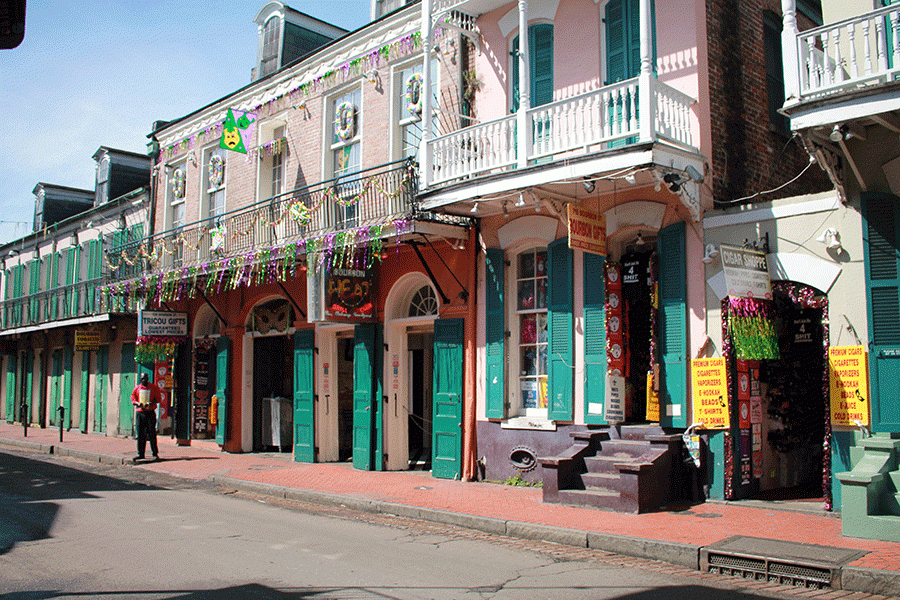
[556,488,638,513]
[598,438,653,458]
[584,455,645,474]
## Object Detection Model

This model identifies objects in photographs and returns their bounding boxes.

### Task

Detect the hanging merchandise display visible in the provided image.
[135,335,185,363]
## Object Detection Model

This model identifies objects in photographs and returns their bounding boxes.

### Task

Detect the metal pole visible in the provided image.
[20,400,27,437]
[58,405,65,442]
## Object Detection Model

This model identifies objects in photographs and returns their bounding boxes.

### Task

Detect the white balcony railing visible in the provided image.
[797,4,900,98]
[426,76,697,187]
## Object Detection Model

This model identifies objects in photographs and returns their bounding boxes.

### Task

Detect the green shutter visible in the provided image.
[215,336,230,445]
[95,346,108,433]
[293,329,316,462]
[862,192,900,431]
[87,240,99,312]
[120,343,136,436]
[353,323,383,470]
[584,252,607,424]
[63,347,73,429]
[432,318,464,479]
[80,351,89,432]
[548,238,574,421]
[658,221,687,428]
[485,248,506,418]
[24,350,33,425]
[28,259,40,323]
[65,247,77,317]
[49,349,62,426]
[5,355,16,423]
[512,24,554,112]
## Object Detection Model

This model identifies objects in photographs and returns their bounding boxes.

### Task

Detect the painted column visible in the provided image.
[224,325,244,453]
[638,0,655,142]
[420,0,434,190]
[462,225,478,480]
[781,0,800,102]
[517,0,531,169]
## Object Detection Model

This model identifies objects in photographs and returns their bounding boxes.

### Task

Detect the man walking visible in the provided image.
[131,373,161,462]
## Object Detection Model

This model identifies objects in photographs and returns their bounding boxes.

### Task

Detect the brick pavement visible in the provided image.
[2,421,900,596]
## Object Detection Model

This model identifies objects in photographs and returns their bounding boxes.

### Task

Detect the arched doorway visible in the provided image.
[384,274,439,471]
[246,297,294,452]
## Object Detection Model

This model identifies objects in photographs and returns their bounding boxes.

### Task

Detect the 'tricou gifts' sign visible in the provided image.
[325,267,376,321]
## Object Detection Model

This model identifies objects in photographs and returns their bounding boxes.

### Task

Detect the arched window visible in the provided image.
[261,17,281,76]
[408,285,438,317]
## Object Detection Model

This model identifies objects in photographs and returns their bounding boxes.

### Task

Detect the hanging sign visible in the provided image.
[567,205,607,256]
[720,244,772,299]
[325,267,376,321]
[829,345,870,427]
[219,107,256,154]
[75,330,100,352]
[605,374,625,423]
[138,310,188,337]
[690,357,730,429]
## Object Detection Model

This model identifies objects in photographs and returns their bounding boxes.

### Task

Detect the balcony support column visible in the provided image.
[638,0,655,143]
[517,0,531,169]
[781,0,800,102]
[420,0,434,190]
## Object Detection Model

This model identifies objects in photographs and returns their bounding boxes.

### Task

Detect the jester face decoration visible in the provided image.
[218,108,256,154]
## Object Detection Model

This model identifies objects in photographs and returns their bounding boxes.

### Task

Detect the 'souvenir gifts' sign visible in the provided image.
[326,267,377,321]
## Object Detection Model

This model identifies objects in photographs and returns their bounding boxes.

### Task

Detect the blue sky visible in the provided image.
[0,0,371,245]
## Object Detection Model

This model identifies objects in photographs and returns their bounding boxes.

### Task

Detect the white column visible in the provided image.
[420,0,434,190]
[638,0,655,142]
[782,0,800,102]
[517,0,531,169]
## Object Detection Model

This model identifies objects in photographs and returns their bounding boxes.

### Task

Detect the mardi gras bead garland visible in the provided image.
[726,297,780,360]
[405,73,423,114]
[209,154,225,188]
[172,168,185,199]
[334,102,357,141]
[135,335,185,363]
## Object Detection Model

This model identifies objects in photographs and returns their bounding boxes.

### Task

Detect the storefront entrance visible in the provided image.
[253,334,293,452]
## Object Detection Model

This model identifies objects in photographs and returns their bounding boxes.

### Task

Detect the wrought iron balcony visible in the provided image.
[792,4,900,101]
[424,75,697,187]
[119,159,417,277]
[0,277,140,331]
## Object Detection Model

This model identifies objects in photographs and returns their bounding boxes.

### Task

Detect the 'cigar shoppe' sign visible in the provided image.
[325,267,376,321]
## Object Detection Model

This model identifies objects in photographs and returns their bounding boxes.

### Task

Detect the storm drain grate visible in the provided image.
[699,536,868,591]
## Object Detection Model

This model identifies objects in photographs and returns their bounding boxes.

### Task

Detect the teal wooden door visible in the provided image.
[95,347,108,433]
[49,349,62,426]
[432,318,464,479]
[79,351,89,432]
[63,348,73,429]
[658,221,688,428]
[5,355,16,423]
[120,343,136,436]
[215,336,230,445]
[293,329,316,462]
[584,252,607,424]
[24,350,33,425]
[548,238,574,421]
[352,324,383,471]
[862,192,900,431]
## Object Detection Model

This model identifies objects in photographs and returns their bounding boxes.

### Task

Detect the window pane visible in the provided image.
[520,314,536,344]
[535,250,547,276]
[518,280,536,310]
[536,278,548,309]
[537,313,548,343]
[519,251,535,278]
[521,379,538,409]
[537,344,547,375]
[520,346,536,376]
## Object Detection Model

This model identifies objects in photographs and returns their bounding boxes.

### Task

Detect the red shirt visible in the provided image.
[131,382,162,412]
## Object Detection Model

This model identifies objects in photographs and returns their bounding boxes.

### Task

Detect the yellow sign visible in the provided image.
[567,205,607,256]
[645,372,659,421]
[829,345,870,427]
[691,357,730,429]
[75,330,100,352]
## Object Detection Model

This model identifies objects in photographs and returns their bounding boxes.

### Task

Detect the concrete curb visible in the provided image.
[6,439,900,597]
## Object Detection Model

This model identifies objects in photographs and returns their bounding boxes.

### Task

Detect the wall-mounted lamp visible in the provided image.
[364,69,379,84]
[830,124,846,143]
[188,152,198,166]
[816,227,842,251]
[624,173,636,185]
[293,101,307,111]
[701,243,720,264]
[470,201,479,214]
[514,192,526,207]
[635,231,644,245]
[582,178,596,194]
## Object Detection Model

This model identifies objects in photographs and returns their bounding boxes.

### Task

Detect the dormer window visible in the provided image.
[96,155,110,204]
[261,17,281,77]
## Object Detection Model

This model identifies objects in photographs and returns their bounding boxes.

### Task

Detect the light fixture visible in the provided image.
[635,232,644,245]
[470,201,479,213]
[664,172,683,192]
[816,227,842,251]
[364,69,378,84]
[702,243,720,264]
[582,178,595,194]
[829,124,844,143]
[293,101,307,111]
[514,192,526,207]
[624,173,636,185]
[534,200,542,213]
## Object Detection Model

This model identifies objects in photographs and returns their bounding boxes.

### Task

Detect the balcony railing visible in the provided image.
[796,4,900,99]
[426,76,697,187]
[135,160,416,274]
[0,277,138,331]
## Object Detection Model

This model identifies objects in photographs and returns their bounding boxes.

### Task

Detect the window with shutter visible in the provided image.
[584,252,607,424]
[511,23,554,112]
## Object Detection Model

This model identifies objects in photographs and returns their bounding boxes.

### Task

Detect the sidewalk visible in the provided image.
[3,421,900,597]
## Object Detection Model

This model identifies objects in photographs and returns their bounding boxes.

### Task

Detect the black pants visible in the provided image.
[136,410,158,458]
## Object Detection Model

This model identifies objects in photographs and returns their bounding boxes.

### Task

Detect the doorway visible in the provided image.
[407,331,433,470]
[337,335,354,462]
[252,335,293,452]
